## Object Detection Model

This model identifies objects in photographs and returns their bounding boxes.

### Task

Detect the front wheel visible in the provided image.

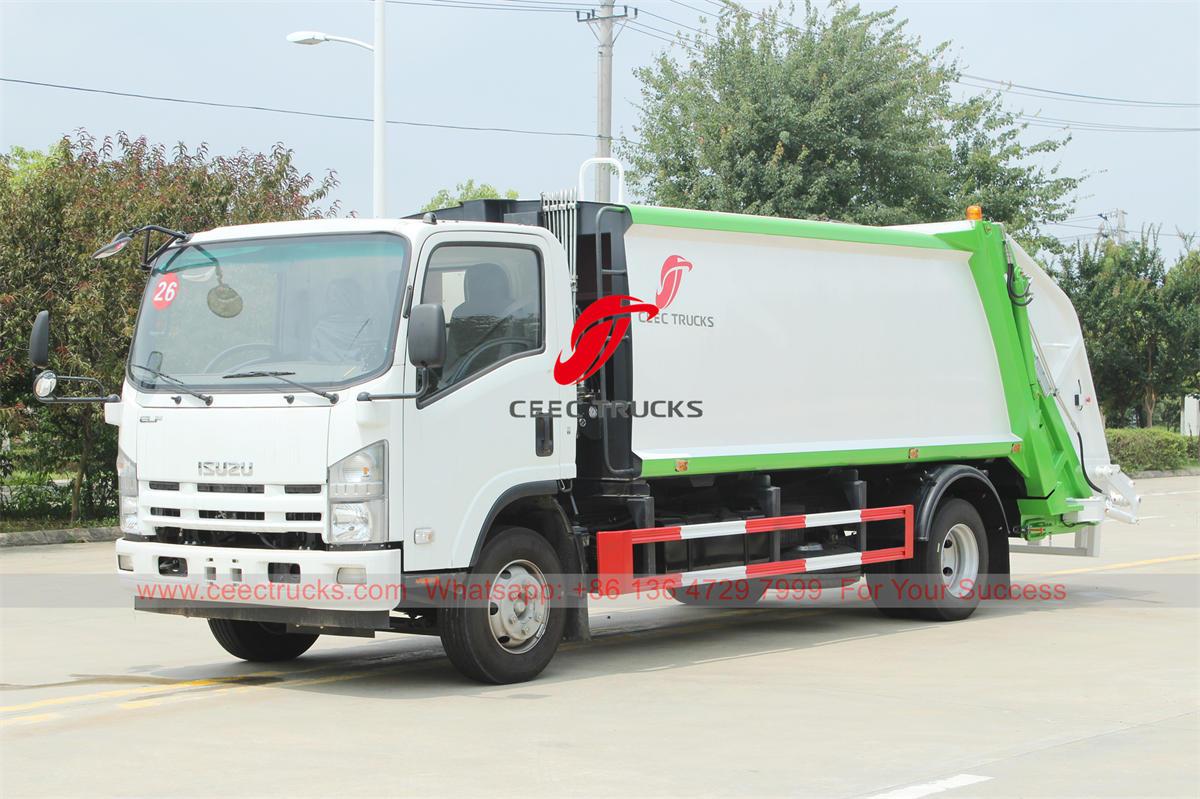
[208,619,319,662]
[439,527,566,684]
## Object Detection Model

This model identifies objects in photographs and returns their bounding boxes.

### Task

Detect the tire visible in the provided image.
[439,526,566,684]
[868,498,988,622]
[208,619,319,662]
[668,579,769,607]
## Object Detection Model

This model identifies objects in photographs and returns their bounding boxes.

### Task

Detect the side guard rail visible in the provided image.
[596,504,914,595]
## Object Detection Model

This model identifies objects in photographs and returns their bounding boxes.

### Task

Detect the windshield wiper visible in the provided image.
[130,363,213,405]
[222,371,339,404]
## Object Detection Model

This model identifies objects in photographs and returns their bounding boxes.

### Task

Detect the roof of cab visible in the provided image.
[186,216,549,246]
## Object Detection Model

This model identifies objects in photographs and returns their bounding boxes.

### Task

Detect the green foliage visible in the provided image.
[0,472,75,519]
[0,131,338,522]
[422,179,518,212]
[1105,427,1192,472]
[622,1,1080,251]
[1054,234,1198,427]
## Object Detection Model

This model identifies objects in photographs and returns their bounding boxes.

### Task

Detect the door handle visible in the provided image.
[534,412,553,457]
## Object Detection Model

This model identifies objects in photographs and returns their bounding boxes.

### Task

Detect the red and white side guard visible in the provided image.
[596,505,914,594]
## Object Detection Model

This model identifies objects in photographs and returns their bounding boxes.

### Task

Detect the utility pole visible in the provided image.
[1098,209,1129,245]
[579,2,636,202]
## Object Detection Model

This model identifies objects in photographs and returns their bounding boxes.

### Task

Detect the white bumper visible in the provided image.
[115,539,404,613]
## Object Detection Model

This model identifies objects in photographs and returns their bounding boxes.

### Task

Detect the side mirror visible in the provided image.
[408,303,446,368]
[30,310,50,368]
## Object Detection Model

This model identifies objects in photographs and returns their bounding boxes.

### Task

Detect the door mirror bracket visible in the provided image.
[357,368,432,402]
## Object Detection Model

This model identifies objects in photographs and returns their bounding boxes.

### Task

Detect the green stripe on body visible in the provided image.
[641,441,1016,478]
[626,205,957,251]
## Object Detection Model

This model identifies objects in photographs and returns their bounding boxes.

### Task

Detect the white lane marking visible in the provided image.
[866,773,992,799]
[692,647,793,664]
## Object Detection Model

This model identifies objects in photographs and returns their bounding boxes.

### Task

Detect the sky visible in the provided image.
[2,0,1197,260]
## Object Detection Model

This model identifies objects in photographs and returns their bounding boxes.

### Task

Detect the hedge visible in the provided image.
[1105,427,1193,473]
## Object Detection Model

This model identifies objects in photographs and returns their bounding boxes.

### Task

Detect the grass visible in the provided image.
[0,516,116,534]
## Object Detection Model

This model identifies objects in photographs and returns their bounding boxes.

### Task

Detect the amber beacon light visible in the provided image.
[966,205,983,221]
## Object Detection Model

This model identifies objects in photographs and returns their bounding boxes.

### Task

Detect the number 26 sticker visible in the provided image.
[151,274,179,310]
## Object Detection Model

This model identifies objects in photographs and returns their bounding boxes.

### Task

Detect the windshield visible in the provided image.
[128,233,409,392]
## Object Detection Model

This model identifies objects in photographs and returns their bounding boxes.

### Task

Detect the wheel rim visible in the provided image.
[488,559,550,655]
[940,523,980,599]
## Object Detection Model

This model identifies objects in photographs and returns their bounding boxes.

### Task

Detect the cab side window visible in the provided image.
[420,244,542,391]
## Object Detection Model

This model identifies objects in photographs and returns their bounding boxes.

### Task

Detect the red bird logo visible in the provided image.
[655,254,692,310]
[554,254,692,385]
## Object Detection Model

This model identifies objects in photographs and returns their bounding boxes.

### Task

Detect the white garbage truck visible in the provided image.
[29,173,1139,683]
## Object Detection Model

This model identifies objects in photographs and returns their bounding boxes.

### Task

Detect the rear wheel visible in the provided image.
[869,498,988,621]
[439,526,566,684]
[208,619,319,662]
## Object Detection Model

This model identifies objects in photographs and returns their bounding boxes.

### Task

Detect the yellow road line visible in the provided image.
[7,607,828,722]
[0,673,284,715]
[0,712,63,726]
[1042,552,1200,576]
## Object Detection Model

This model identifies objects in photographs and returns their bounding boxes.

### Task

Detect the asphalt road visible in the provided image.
[1,475,1197,798]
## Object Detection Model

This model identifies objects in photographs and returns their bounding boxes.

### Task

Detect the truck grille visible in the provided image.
[141,480,325,549]
[198,483,265,494]
[152,528,326,550]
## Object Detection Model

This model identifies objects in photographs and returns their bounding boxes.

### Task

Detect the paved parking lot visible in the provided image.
[1,475,1196,798]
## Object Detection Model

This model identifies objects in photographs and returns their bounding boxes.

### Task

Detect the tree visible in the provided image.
[622,1,1080,251]
[1054,233,1198,428]
[422,179,518,212]
[0,131,338,521]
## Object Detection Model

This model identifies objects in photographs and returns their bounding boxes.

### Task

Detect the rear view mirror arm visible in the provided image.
[357,369,431,402]
[35,374,119,405]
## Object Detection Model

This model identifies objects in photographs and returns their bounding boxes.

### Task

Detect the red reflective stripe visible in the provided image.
[860,505,908,521]
[744,514,809,533]
[629,527,682,544]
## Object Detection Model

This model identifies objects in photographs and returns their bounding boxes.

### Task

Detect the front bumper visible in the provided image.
[116,538,404,613]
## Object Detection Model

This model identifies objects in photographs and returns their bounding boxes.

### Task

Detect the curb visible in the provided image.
[0,526,120,548]
[1129,468,1200,479]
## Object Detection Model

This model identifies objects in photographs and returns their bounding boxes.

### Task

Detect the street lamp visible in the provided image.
[287,0,387,217]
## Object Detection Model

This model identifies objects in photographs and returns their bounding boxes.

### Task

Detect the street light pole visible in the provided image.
[372,0,386,218]
[288,0,387,217]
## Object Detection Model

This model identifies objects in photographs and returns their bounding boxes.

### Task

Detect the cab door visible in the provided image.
[401,229,574,572]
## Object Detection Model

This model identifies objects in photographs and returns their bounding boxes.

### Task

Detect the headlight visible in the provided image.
[327,442,387,545]
[117,448,142,536]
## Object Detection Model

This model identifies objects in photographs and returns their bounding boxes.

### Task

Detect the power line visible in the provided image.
[638,8,712,38]
[1016,114,1199,133]
[624,21,695,50]
[385,0,581,12]
[666,0,721,17]
[0,77,617,141]
[958,79,1198,111]
[961,73,1198,109]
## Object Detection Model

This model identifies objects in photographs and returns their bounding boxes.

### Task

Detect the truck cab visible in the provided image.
[100,214,578,594]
